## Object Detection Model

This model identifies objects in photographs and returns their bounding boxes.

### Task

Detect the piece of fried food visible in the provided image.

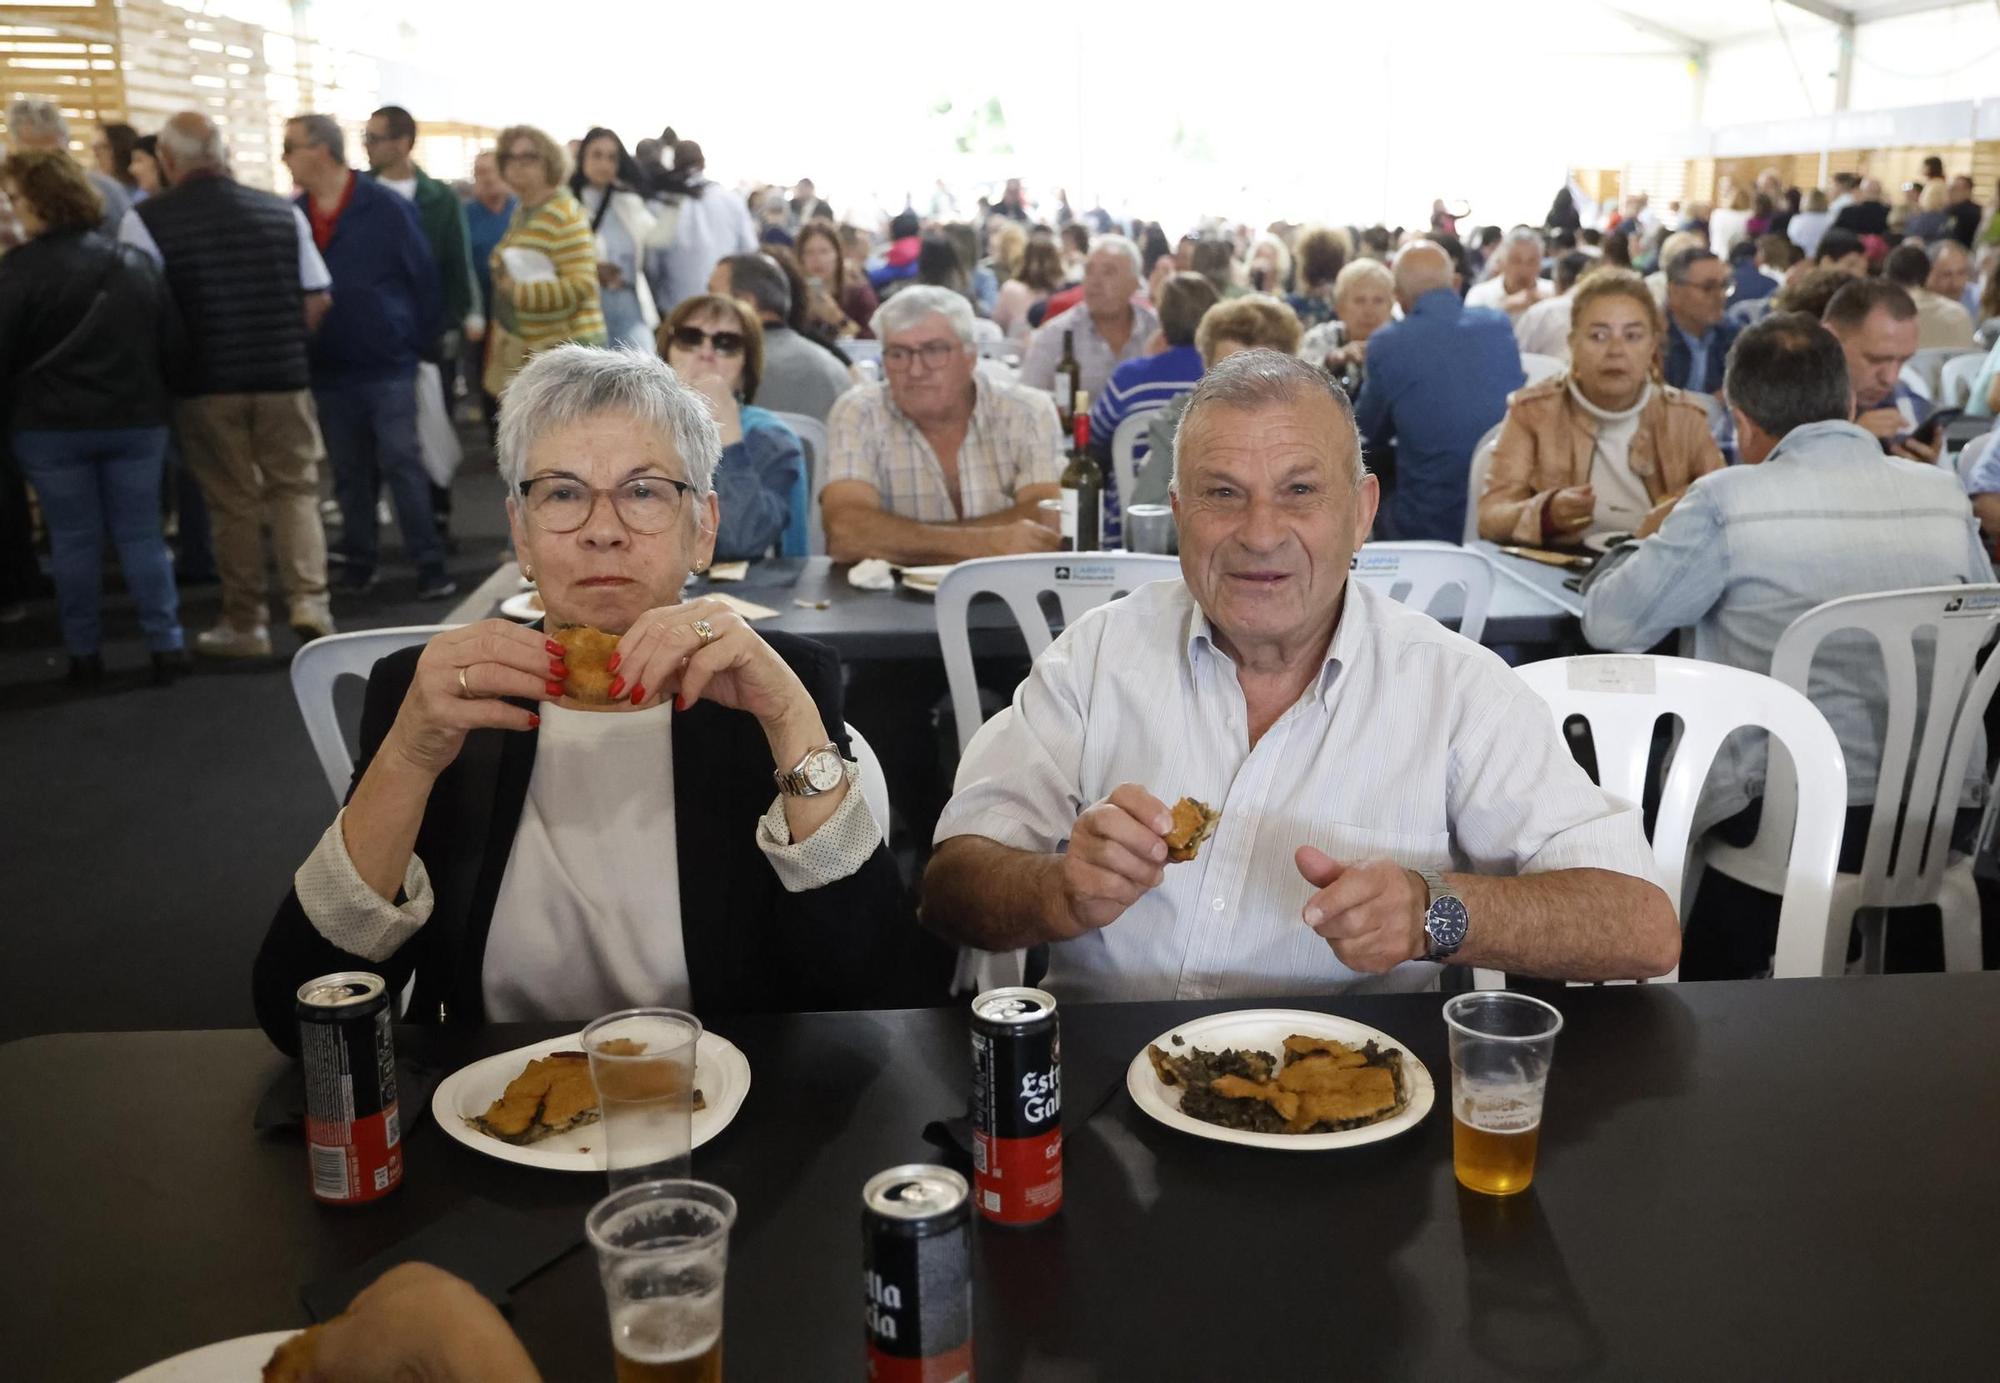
[1287,1068,1401,1131]
[552,623,620,704]
[262,1325,324,1382]
[1163,797,1221,863]
[1211,1073,1301,1123]
[1282,1034,1367,1065]
[471,1052,601,1144]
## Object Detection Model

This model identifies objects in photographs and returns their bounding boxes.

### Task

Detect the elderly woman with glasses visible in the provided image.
[252,346,941,1050]
[486,125,606,396]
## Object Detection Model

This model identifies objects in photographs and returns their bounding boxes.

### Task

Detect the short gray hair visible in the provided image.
[1927,237,1969,266]
[871,284,976,346]
[7,99,66,144]
[496,345,721,499]
[1090,233,1143,279]
[1502,226,1544,256]
[289,113,344,163]
[157,112,225,172]
[1171,349,1366,491]
[719,253,791,321]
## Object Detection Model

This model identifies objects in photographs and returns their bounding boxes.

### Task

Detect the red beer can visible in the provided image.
[969,986,1062,1226]
[863,1164,974,1383]
[295,971,403,1205]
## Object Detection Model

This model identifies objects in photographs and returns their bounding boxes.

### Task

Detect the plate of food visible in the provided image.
[117,1330,301,1382]
[431,1030,751,1172]
[894,563,956,595]
[499,589,544,622]
[1126,1008,1433,1151]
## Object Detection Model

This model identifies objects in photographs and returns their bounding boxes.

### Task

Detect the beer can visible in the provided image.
[295,971,403,1206]
[969,986,1062,1226]
[863,1165,973,1383]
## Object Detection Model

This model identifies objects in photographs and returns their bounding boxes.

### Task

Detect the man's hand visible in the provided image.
[1854,406,1907,441]
[1060,785,1171,931]
[986,519,1062,555]
[1542,485,1594,542]
[1890,435,1940,464]
[1295,846,1426,974]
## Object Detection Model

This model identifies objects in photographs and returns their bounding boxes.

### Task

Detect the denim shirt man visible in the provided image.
[1583,417,1991,830]
[1354,282,1523,542]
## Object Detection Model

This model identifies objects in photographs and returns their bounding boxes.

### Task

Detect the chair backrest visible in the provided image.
[1350,541,1495,644]
[1939,351,1985,409]
[1111,407,1165,510]
[1954,429,1996,485]
[1462,422,1504,543]
[1520,352,1564,386]
[1977,316,2000,350]
[837,338,882,366]
[948,705,1030,993]
[1942,415,1991,461]
[844,721,891,835]
[772,411,828,556]
[1512,655,1848,979]
[1900,347,1972,402]
[292,626,453,803]
[970,317,1003,344]
[1726,296,1773,328]
[936,554,1181,754]
[1764,586,2000,910]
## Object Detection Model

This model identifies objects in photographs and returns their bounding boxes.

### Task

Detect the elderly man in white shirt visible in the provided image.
[1466,227,1553,323]
[922,351,1679,1001]
[1019,235,1159,404]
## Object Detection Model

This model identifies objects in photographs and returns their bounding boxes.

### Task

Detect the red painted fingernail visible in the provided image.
[608,651,621,673]
[630,682,646,704]
[528,713,541,728]
[549,660,568,678]
[545,679,566,696]
[674,693,687,711]
[607,675,626,699]
[545,639,563,656]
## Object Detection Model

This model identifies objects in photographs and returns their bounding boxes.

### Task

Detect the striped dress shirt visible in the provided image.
[937,578,1658,1003]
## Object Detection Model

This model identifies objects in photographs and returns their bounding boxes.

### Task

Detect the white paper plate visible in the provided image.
[118,1331,299,1382]
[431,1031,750,1173]
[1125,1008,1434,1151]
[499,590,545,622]
[895,563,955,594]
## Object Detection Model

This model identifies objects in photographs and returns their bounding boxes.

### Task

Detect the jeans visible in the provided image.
[11,426,182,655]
[314,374,445,581]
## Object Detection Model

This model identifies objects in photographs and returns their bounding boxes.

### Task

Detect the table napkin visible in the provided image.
[707,593,780,621]
[847,558,895,591]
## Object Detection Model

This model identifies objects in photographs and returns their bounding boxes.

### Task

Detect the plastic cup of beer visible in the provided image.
[588,1178,736,1383]
[1443,991,1563,1196]
[1123,503,1176,554]
[583,1007,702,1188]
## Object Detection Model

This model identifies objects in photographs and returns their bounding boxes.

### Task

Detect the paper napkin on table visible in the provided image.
[847,558,895,591]
[706,561,750,582]
[708,593,780,621]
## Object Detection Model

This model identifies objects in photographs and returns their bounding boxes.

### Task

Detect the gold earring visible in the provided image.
[522,563,534,583]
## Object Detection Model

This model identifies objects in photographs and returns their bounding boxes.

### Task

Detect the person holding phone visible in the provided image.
[1821,278,1938,464]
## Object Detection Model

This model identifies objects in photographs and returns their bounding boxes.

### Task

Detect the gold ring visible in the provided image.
[692,618,717,645]
[458,666,471,696]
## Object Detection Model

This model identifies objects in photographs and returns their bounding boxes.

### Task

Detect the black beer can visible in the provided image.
[969,986,1062,1225]
[863,1164,973,1383]
[295,971,403,1205]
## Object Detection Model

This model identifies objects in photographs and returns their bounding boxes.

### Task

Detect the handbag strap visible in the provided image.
[23,242,122,379]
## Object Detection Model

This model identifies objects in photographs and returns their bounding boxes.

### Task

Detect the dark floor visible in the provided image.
[0,448,514,1043]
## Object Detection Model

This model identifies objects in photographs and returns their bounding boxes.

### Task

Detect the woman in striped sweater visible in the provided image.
[488,124,605,396]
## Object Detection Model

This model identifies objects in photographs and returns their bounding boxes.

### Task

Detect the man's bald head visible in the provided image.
[1392,240,1455,309]
[156,111,225,181]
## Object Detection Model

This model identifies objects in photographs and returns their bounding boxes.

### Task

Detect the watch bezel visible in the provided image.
[802,746,845,792]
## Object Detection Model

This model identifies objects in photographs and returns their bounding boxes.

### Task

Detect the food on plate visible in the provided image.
[551,623,619,704]
[1147,1032,1407,1134]
[469,1048,705,1146]
[1163,796,1221,862]
[261,1324,325,1382]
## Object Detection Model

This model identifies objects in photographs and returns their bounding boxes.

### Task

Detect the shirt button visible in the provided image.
[1211,898,1225,911]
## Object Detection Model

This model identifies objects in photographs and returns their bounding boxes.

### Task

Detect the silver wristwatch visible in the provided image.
[774,743,845,797]
[1417,867,1469,962]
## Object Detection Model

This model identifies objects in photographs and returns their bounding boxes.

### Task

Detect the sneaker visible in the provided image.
[289,596,337,643]
[194,622,272,659]
[319,498,343,527]
[416,572,459,601]
[333,568,378,596]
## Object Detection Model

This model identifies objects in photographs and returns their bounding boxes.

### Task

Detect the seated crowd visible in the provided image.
[4,104,1998,1027]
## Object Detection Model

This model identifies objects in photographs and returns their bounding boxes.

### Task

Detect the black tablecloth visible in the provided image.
[10,976,1997,1380]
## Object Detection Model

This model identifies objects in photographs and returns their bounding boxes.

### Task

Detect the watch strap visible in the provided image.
[773,742,843,797]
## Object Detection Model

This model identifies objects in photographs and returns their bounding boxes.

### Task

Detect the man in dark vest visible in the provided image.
[133,111,336,658]
[365,104,477,549]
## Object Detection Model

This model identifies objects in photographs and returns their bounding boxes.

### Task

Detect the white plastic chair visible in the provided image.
[1939,352,1985,409]
[947,706,1030,994]
[1351,541,1495,644]
[1511,655,1848,982]
[1111,406,1165,513]
[293,626,454,803]
[1462,422,1504,544]
[844,722,892,837]
[772,411,829,556]
[970,318,1003,345]
[1956,430,1996,487]
[936,554,1181,755]
[1520,352,1564,386]
[1700,585,2000,974]
[1900,347,1972,403]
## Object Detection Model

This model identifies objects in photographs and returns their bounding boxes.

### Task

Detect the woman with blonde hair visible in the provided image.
[486,124,605,396]
[1479,267,1723,545]
[993,234,1065,342]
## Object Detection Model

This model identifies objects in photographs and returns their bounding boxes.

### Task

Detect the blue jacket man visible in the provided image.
[1661,247,1740,396]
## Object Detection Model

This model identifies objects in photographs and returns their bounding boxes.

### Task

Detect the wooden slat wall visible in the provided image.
[0,1,126,158]
[114,0,277,188]
[1689,142,1995,203]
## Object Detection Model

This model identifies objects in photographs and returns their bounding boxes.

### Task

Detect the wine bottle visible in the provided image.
[1053,330,1079,432]
[1059,391,1100,553]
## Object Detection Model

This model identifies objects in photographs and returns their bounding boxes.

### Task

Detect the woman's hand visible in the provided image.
[305,1263,541,1383]
[685,369,744,447]
[1633,493,1681,539]
[611,598,825,753]
[384,620,561,779]
[597,261,625,290]
[1541,485,1595,543]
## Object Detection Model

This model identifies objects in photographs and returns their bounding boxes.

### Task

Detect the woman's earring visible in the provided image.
[522,563,534,583]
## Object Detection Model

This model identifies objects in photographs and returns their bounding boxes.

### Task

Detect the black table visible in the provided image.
[489,555,1581,660]
[13,976,1996,1381]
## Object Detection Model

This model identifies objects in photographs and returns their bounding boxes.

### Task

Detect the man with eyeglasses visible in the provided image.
[1661,247,1738,396]
[283,113,455,600]
[821,285,1063,565]
[710,253,850,422]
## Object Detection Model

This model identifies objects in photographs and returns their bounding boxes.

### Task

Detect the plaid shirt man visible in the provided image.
[825,371,1065,521]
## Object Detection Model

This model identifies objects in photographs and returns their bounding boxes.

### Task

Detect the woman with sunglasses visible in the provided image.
[252,344,945,1049]
[659,294,805,559]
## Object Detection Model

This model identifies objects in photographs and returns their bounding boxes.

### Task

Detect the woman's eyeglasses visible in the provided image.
[517,474,695,534]
[669,326,746,356]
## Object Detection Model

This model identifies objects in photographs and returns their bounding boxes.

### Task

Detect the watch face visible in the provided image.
[1429,896,1470,949]
[804,748,845,792]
